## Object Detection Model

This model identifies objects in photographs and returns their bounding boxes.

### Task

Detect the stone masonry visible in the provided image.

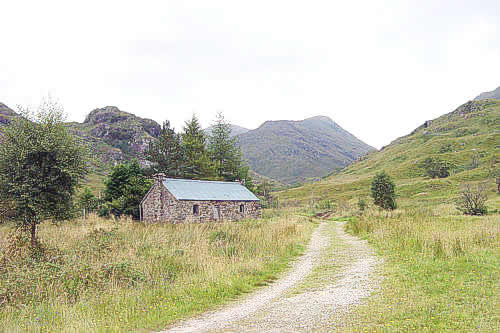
[141,176,261,223]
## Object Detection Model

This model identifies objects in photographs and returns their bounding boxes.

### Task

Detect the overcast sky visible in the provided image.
[1,0,499,149]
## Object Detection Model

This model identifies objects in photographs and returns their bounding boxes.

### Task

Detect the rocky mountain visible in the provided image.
[65,106,160,165]
[205,124,250,137]
[236,116,375,184]
[474,86,500,100]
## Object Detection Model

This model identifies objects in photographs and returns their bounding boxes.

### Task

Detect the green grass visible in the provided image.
[0,209,315,331]
[337,208,499,331]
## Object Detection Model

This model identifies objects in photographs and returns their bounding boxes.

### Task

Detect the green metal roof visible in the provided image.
[163,178,260,201]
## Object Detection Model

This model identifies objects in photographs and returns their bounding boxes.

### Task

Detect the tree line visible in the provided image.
[92,112,254,219]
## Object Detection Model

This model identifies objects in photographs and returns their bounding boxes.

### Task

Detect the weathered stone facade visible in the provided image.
[141,177,261,223]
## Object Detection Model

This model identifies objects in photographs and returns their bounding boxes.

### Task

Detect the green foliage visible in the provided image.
[421,157,451,178]
[370,171,396,210]
[77,187,98,218]
[455,183,488,216]
[145,121,184,177]
[357,198,367,212]
[0,99,89,245]
[438,144,453,153]
[207,112,254,190]
[103,161,152,219]
[182,114,216,179]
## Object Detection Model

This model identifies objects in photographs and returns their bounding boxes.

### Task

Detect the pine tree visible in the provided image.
[145,120,184,177]
[208,112,238,179]
[182,114,215,179]
[207,112,254,189]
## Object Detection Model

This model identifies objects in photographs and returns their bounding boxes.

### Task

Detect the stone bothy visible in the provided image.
[140,174,261,223]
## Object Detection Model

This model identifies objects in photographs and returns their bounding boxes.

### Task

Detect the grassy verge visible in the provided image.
[338,208,499,331]
[0,209,315,332]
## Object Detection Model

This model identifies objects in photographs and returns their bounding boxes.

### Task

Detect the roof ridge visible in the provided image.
[164,178,241,185]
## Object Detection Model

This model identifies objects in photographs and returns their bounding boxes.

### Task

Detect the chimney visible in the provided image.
[153,173,166,186]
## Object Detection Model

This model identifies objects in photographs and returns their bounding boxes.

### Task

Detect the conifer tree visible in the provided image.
[207,112,254,190]
[145,120,184,177]
[182,114,215,179]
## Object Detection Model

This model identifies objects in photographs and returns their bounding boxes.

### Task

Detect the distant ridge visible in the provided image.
[474,86,500,100]
[237,115,375,184]
[205,124,250,137]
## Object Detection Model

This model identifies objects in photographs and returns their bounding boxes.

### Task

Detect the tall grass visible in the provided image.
[0,209,315,331]
[341,208,499,331]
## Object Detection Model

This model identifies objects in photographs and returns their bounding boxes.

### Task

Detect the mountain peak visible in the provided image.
[303,115,334,123]
[237,115,374,184]
[474,86,500,100]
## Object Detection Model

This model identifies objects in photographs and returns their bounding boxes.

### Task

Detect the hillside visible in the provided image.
[0,102,18,126]
[205,123,250,137]
[474,86,500,100]
[279,99,499,210]
[237,116,375,184]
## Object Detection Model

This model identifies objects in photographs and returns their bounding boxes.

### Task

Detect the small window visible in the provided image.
[239,204,244,214]
[193,204,200,216]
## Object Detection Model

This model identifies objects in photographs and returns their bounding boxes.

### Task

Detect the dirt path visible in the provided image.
[163,221,382,332]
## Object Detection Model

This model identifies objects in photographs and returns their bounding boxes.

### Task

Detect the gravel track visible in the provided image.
[163,221,382,332]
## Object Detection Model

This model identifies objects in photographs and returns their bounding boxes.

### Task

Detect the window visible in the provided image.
[160,192,164,209]
[239,204,244,214]
[193,204,200,216]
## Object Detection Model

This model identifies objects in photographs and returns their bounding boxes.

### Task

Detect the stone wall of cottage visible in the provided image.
[141,182,262,223]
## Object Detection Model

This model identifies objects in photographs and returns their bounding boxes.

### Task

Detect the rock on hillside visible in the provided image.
[237,116,375,184]
[205,124,250,137]
[474,86,500,100]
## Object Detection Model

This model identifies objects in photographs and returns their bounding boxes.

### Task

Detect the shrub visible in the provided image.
[455,183,488,216]
[357,198,367,212]
[371,171,397,210]
[421,157,451,178]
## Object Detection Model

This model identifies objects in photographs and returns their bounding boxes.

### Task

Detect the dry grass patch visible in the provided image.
[0,209,315,331]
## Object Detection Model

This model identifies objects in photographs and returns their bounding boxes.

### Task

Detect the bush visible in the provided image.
[421,157,451,178]
[455,183,488,216]
[371,171,397,210]
[357,198,367,212]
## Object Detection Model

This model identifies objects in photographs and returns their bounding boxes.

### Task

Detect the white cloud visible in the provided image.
[1,0,499,148]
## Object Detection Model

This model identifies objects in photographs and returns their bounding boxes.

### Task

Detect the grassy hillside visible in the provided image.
[279,99,499,211]
[238,116,374,184]
[0,211,315,331]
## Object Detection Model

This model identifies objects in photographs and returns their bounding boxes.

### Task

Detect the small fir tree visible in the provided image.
[370,171,397,210]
